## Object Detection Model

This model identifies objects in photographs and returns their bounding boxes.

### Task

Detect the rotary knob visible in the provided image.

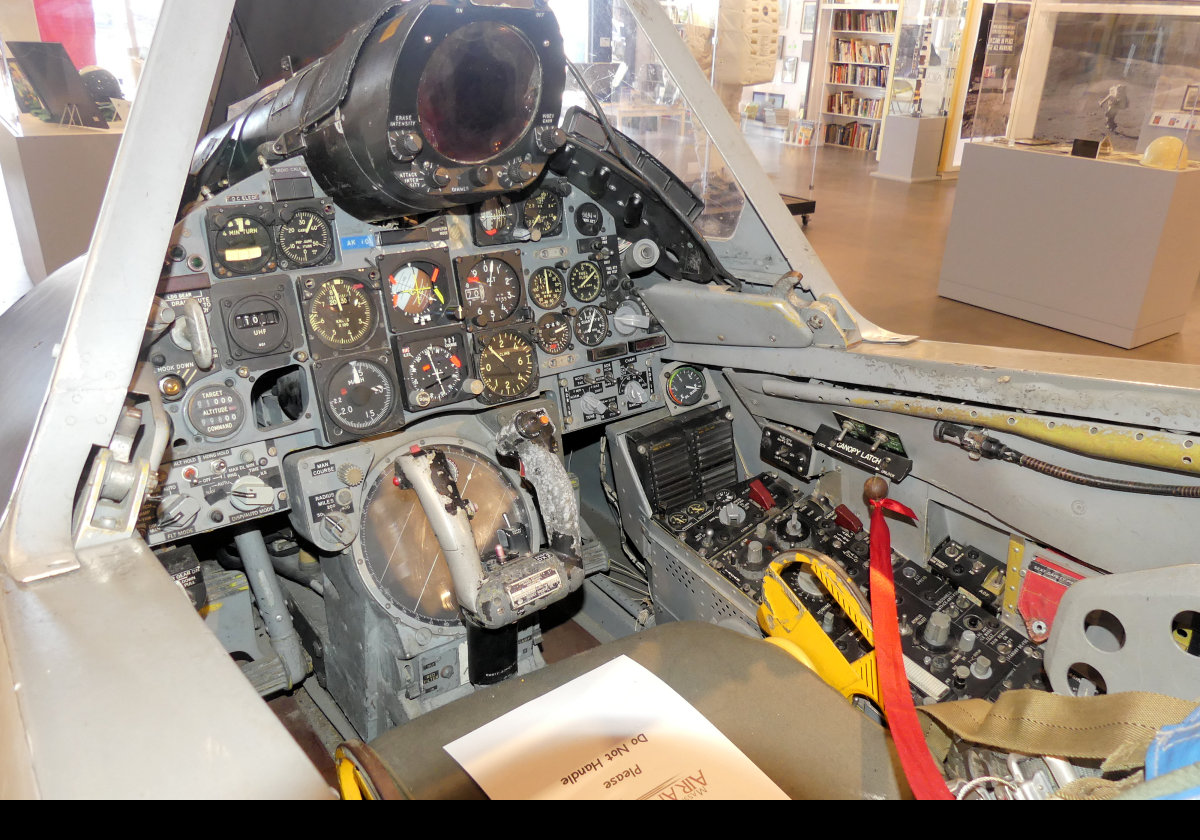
[337,463,364,487]
[580,392,607,416]
[425,164,452,189]
[535,126,567,154]
[157,494,201,531]
[229,475,276,512]
[623,381,648,406]
[388,130,423,161]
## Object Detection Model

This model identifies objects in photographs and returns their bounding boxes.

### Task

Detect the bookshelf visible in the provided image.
[817,3,900,152]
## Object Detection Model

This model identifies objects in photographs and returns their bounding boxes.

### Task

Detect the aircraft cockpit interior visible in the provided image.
[3,0,1200,800]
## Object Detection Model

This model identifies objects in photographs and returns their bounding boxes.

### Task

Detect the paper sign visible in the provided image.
[443,655,789,800]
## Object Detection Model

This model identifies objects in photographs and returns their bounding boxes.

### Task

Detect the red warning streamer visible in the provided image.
[868,497,954,800]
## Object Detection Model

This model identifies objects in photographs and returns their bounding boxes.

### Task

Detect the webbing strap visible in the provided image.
[868,498,954,800]
[918,690,1196,769]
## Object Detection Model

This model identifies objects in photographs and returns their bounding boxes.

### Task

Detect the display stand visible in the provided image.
[872,114,945,182]
[938,141,1200,349]
[0,113,122,282]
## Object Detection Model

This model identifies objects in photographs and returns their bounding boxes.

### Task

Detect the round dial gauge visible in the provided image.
[528,267,565,309]
[666,511,690,531]
[276,210,332,267]
[461,258,521,325]
[535,312,571,355]
[568,260,603,303]
[522,189,562,237]
[478,330,537,400]
[574,203,604,236]
[360,444,528,626]
[214,214,273,275]
[388,260,449,328]
[666,365,706,407]
[686,500,708,517]
[186,383,245,439]
[325,359,395,432]
[403,343,465,409]
[478,198,517,237]
[307,276,376,347]
[572,305,610,347]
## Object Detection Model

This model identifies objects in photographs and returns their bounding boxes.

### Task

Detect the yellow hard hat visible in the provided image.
[1141,135,1189,170]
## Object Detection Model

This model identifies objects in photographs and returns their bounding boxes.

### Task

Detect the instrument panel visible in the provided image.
[148,165,670,546]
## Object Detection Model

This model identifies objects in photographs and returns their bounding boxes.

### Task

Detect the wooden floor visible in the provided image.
[745,131,1200,366]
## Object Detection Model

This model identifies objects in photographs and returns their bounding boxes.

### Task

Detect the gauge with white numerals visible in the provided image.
[665,365,705,407]
[460,257,522,326]
[572,305,610,347]
[325,359,396,433]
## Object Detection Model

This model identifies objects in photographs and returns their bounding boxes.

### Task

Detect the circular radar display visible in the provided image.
[388,261,450,328]
[478,198,517,237]
[306,277,376,348]
[568,260,603,303]
[478,330,537,401]
[572,305,610,347]
[401,338,467,410]
[461,258,521,325]
[522,189,562,238]
[325,359,395,433]
[186,383,245,439]
[666,365,706,407]
[276,210,332,267]
[214,214,273,275]
[535,312,571,355]
[528,267,564,309]
[360,444,528,626]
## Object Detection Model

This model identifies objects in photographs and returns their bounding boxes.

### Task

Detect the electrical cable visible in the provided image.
[936,422,1200,497]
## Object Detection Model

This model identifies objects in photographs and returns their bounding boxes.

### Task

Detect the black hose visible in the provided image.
[1014,453,1200,497]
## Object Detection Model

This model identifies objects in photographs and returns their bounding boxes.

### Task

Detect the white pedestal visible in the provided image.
[872,115,946,183]
[938,141,1200,348]
[0,114,123,283]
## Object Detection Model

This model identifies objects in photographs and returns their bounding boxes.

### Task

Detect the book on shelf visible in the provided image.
[826,90,883,118]
[832,38,893,65]
[828,64,889,87]
[784,119,816,145]
[831,10,897,33]
[823,119,879,151]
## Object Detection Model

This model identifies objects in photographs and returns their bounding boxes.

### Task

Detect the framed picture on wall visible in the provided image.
[1183,85,1199,112]
[778,35,787,59]
[782,56,799,84]
[781,0,791,28]
[801,2,817,34]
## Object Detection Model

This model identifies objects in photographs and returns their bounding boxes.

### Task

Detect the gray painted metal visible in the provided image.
[0,537,330,797]
[0,0,330,798]
[0,0,240,581]
[1045,565,1200,700]
[666,342,1200,434]
[727,373,1200,579]
[621,0,912,345]
[234,529,309,687]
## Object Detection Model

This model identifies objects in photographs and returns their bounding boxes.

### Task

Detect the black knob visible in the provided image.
[388,130,423,160]
[468,165,495,187]
[622,192,645,228]
[536,126,567,154]
[547,144,575,175]
[552,178,572,197]
[426,165,452,189]
[588,165,612,198]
